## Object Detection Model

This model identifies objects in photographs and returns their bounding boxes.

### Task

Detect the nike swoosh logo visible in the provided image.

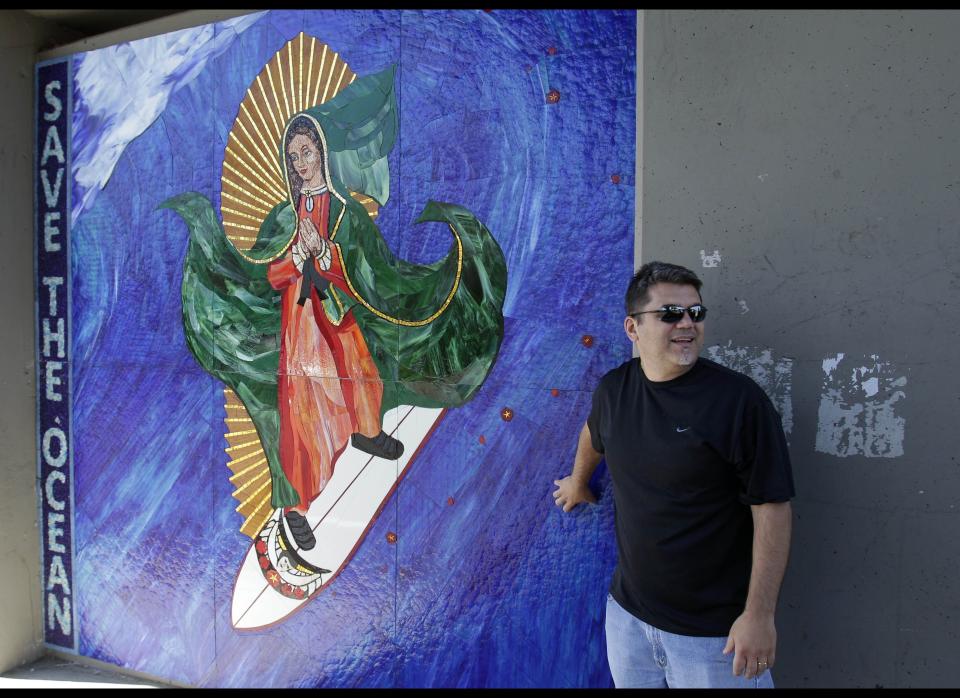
[676,427,691,433]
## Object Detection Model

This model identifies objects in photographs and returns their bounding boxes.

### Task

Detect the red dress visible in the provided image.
[266,190,383,512]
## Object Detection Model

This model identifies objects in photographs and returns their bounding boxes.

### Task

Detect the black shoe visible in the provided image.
[283,510,316,550]
[351,430,404,460]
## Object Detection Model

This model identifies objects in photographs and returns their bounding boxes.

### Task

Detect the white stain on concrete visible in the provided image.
[705,342,793,435]
[822,352,844,376]
[758,173,769,182]
[700,250,722,268]
[815,353,907,458]
[736,298,750,315]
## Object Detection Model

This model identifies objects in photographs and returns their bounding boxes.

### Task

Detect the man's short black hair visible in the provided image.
[625,261,703,315]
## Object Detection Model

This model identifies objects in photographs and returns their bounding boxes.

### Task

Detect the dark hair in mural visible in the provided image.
[284,115,327,205]
[625,261,703,314]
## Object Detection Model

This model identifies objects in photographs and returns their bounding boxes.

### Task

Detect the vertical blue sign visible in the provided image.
[36,57,75,651]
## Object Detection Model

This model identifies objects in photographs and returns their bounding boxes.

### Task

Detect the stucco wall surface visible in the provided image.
[0,10,82,674]
[644,10,960,688]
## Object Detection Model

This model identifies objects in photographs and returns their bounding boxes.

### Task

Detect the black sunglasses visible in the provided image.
[630,304,708,324]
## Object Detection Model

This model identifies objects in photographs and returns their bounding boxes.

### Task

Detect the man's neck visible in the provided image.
[637,356,697,383]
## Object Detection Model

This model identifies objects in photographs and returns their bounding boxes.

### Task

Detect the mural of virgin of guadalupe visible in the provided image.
[265,113,404,552]
[165,59,507,567]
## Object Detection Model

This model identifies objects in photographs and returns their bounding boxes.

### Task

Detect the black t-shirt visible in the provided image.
[588,357,795,637]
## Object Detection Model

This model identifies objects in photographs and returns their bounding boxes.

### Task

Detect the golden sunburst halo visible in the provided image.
[222,388,273,538]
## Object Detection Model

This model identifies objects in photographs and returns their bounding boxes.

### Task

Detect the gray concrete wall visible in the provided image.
[643,9,960,688]
[0,10,82,674]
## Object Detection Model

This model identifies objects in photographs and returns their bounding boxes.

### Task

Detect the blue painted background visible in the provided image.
[68,10,634,687]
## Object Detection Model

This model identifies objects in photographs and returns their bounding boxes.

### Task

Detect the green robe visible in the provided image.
[164,65,507,509]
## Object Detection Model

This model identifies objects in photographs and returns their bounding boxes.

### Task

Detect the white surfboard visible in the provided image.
[230,404,445,630]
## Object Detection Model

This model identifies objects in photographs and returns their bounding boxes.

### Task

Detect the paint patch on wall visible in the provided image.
[705,342,793,435]
[700,249,721,267]
[815,353,907,458]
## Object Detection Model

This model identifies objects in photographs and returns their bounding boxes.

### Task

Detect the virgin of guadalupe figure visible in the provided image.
[165,59,507,563]
[264,114,404,550]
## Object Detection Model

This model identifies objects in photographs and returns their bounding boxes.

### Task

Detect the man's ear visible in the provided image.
[623,314,639,343]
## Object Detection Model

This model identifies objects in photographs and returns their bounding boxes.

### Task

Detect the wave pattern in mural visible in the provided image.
[59,9,634,688]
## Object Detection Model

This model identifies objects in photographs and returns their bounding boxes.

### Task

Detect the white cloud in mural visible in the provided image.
[71,12,265,225]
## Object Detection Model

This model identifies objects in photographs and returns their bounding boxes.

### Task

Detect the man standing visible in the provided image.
[553,261,794,689]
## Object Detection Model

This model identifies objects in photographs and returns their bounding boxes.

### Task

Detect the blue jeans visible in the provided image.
[605,594,774,688]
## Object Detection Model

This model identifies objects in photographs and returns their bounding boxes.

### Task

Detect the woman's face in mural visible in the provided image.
[288,133,325,189]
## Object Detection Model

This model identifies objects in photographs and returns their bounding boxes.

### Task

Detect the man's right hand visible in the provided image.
[552,476,597,512]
